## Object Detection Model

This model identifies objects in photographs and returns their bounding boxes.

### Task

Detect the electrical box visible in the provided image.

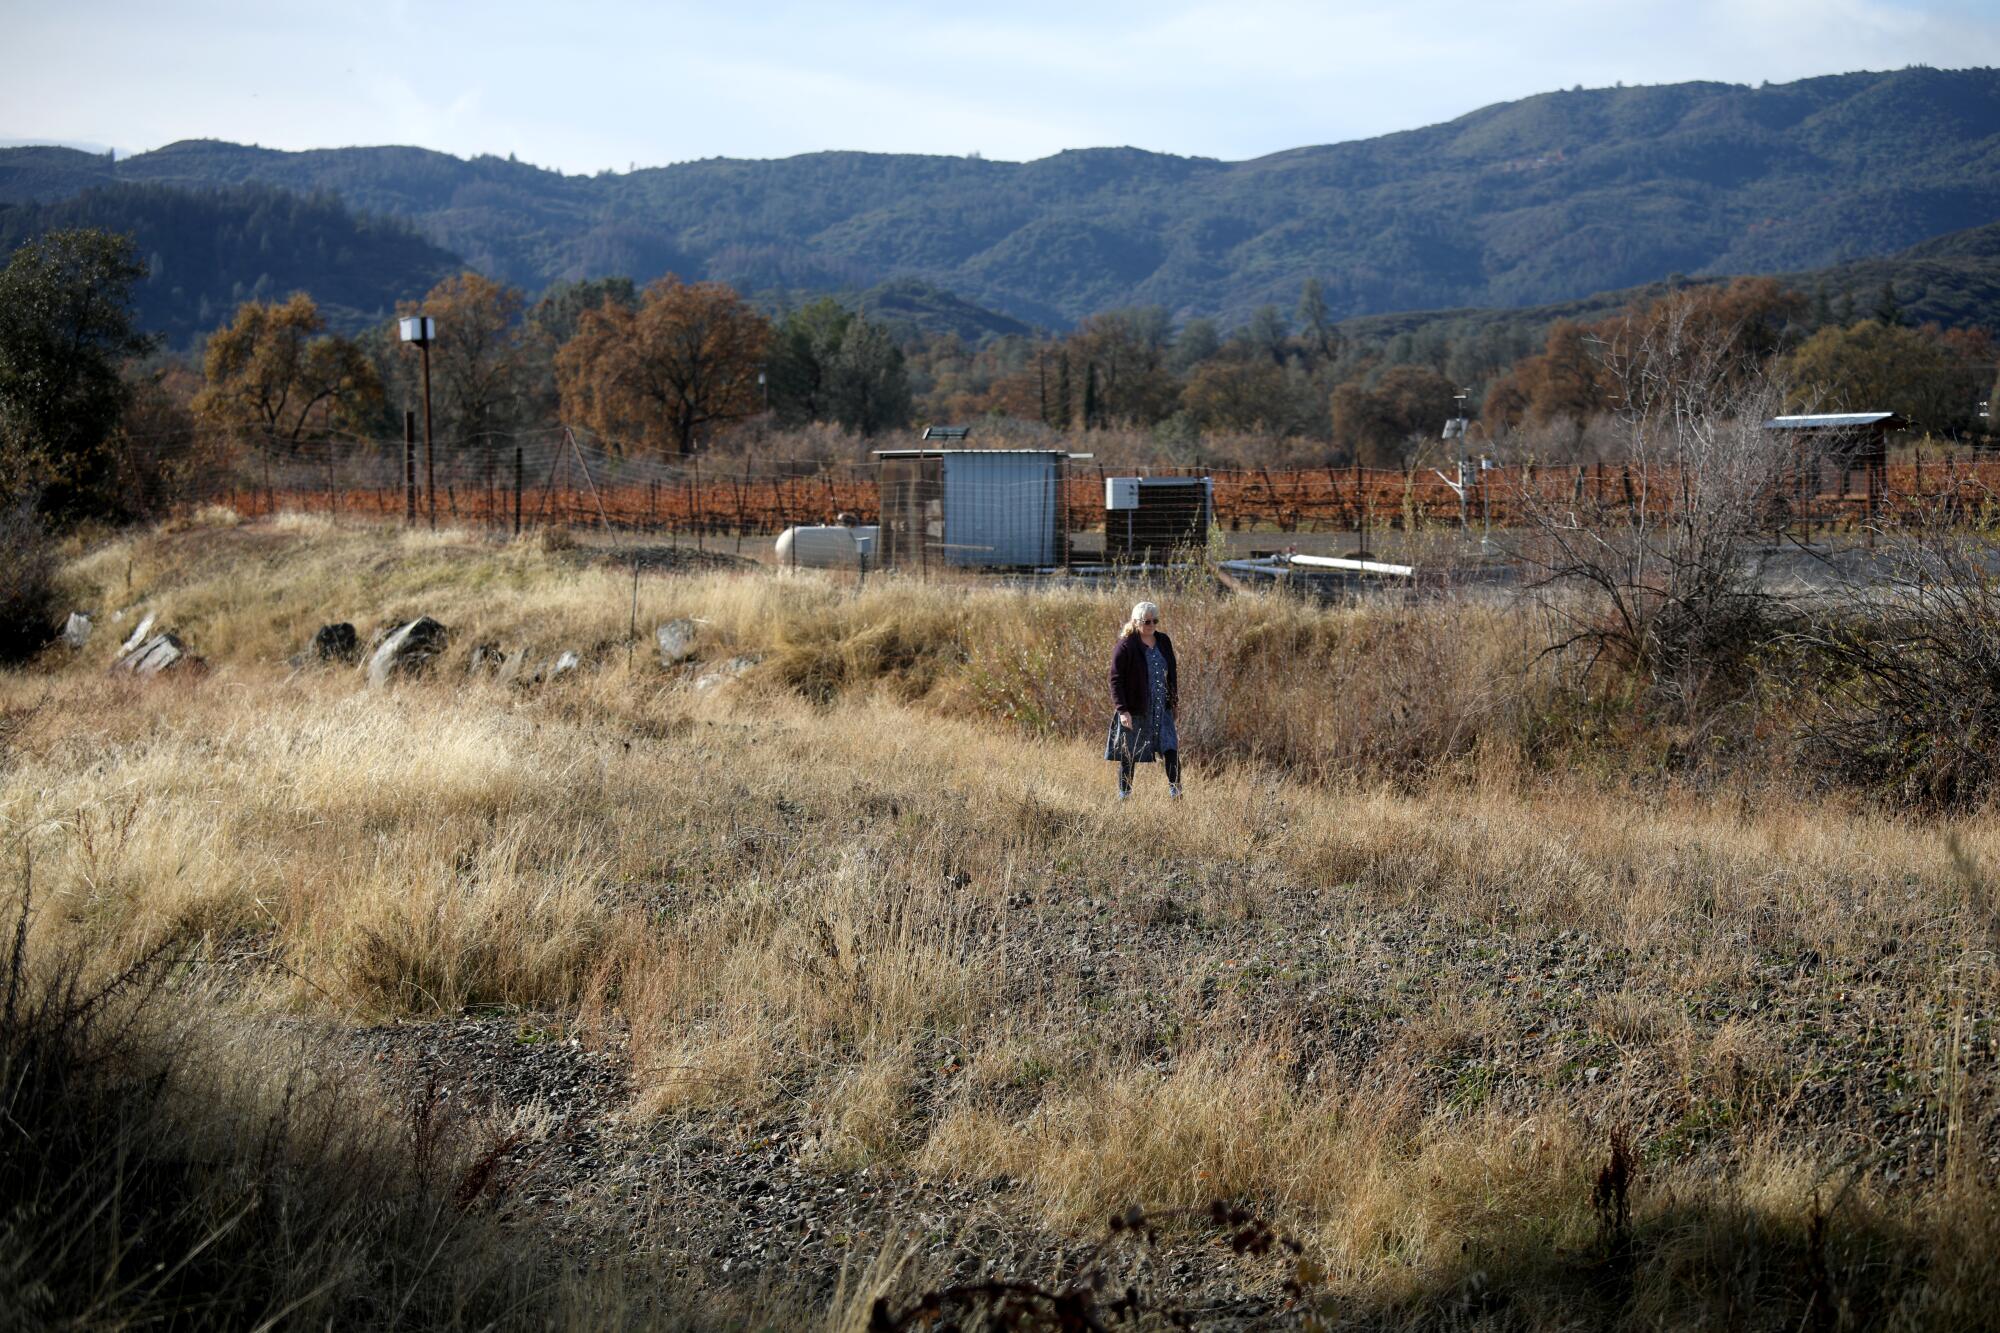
[1106,477,1140,510]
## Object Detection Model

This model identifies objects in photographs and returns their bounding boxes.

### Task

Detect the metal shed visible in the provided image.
[1762,412,1906,510]
[873,449,1071,571]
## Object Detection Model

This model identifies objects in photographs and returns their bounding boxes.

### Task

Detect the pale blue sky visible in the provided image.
[5,0,2000,171]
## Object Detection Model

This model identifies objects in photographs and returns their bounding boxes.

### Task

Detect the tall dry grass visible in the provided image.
[5,515,1998,1327]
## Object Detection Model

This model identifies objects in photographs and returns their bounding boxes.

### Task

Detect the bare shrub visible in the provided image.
[1510,301,1801,728]
[1794,500,2000,811]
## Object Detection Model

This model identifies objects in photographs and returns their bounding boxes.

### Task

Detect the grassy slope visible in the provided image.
[4,513,1998,1326]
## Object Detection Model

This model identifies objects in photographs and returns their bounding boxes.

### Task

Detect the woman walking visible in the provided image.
[1106,600,1182,801]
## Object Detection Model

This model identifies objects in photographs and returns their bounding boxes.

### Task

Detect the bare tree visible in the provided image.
[1508,297,1801,724]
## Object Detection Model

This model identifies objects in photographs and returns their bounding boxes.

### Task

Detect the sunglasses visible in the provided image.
[1142,618,1158,625]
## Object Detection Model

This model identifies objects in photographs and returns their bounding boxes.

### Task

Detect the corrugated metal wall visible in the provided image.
[940,453,1063,567]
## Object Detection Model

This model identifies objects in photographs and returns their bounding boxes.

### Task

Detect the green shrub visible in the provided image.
[0,499,59,664]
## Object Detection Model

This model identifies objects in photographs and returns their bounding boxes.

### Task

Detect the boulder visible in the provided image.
[545,650,581,682]
[305,622,360,665]
[112,631,188,677]
[693,654,760,692]
[655,619,700,667]
[495,647,534,687]
[467,642,505,676]
[366,617,450,687]
[61,612,93,649]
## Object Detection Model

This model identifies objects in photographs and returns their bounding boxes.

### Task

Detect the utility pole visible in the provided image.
[399,316,438,528]
[403,411,417,524]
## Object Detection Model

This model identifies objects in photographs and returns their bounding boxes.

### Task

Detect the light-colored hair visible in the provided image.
[1122,600,1161,638]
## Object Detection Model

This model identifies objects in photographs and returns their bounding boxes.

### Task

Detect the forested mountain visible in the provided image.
[853,278,1032,342]
[0,180,1038,349]
[0,183,461,345]
[3,68,1998,328]
[1334,221,2000,357]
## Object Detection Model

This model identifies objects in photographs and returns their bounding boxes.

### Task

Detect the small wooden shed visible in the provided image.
[1761,411,1906,507]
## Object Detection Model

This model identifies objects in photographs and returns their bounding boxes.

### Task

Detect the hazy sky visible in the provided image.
[6,0,2000,172]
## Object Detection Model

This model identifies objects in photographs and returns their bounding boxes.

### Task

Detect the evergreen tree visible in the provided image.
[1297,277,1337,364]
[0,228,155,518]
[767,298,852,426]
[829,317,911,437]
[530,277,636,348]
[1170,318,1220,374]
[1245,304,1291,365]
[1873,280,1904,326]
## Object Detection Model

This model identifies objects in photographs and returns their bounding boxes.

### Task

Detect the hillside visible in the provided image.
[1336,220,2000,350]
[4,67,1998,327]
[0,182,462,345]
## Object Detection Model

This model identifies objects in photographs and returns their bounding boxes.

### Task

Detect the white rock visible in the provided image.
[656,619,700,666]
[61,612,92,649]
[366,617,450,688]
[111,631,187,676]
[496,647,533,686]
[693,654,760,691]
[118,612,156,654]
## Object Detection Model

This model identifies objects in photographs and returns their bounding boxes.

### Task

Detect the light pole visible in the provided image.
[399,315,437,528]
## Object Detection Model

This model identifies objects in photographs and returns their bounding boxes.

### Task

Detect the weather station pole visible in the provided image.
[399,315,438,528]
[1441,390,1473,538]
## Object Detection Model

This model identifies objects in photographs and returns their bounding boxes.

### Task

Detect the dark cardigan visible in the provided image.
[1110,631,1177,717]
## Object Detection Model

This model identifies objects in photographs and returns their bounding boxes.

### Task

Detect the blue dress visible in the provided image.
[1105,641,1178,762]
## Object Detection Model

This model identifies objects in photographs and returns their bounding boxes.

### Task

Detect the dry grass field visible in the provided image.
[3,510,1997,1329]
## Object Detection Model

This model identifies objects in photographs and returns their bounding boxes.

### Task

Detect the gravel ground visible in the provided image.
[325,840,1999,1327]
[582,542,760,575]
[339,1012,1286,1325]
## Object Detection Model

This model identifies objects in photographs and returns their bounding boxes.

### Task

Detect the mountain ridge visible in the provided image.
[4,67,1999,327]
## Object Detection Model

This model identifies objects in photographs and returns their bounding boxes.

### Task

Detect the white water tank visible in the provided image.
[775,525,878,568]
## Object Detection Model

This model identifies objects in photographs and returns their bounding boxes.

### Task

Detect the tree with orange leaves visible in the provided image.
[194,292,382,444]
[555,276,770,455]
[397,272,529,463]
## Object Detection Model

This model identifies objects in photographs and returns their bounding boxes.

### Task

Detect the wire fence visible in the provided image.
[184,427,2000,542]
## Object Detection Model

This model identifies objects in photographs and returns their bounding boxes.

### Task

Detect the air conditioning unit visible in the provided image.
[1104,477,1213,562]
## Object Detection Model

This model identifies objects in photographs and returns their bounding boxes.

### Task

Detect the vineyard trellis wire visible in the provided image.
[174,424,2000,543]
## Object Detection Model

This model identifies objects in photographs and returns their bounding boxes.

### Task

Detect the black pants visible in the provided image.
[1119,749,1180,794]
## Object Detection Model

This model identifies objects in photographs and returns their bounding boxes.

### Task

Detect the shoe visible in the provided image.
[1170,784,1183,799]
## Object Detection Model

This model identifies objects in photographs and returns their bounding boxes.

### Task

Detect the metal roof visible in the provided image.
[1761,412,1906,430]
